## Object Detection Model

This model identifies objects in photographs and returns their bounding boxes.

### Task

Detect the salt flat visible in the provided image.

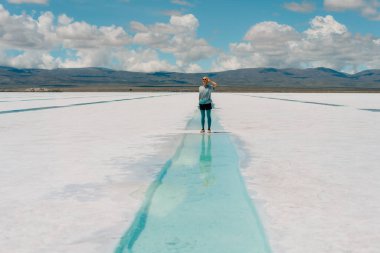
[217,93,380,253]
[0,93,197,253]
[1,92,380,253]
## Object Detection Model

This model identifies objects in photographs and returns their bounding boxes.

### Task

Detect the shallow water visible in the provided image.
[116,111,271,253]
[242,94,344,107]
[0,94,172,114]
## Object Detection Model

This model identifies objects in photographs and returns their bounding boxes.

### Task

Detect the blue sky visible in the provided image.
[1,0,380,73]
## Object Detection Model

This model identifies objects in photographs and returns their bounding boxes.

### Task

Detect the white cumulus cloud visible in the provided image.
[324,0,364,10]
[57,21,130,49]
[0,4,199,72]
[115,48,178,72]
[0,7,56,50]
[131,14,217,71]
[212,15,380,73]
[284,1,316,13]
[324,0,380,20]
[171,0,192,7]
[7,0,48,4]
[305,15,348,37]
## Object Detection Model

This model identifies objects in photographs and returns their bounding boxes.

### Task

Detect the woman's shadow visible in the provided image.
[199,134,215,187]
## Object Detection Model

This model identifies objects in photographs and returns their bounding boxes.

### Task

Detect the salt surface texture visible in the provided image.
[0,93,197,253]
[1,92,379,253]
[215,93,380,253]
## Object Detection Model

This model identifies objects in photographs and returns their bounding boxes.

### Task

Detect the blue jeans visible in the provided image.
[200,109,211,130]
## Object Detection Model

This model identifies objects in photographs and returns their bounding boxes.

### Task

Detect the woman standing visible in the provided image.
[199,76,217,133]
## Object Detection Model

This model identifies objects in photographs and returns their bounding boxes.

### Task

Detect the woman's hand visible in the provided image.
[209,79,218,87]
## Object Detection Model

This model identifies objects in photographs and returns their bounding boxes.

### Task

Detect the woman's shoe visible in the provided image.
[207,129,211,134]
[200,129,205,133]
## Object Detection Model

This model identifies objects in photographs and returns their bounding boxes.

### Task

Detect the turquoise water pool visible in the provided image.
[116,111,271,253]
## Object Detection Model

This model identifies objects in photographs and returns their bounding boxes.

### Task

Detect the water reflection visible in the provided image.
[199,134,215,187]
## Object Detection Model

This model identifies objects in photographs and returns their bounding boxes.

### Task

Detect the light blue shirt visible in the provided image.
[199,84,214,104]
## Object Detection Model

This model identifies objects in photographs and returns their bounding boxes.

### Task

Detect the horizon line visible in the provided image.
[0,65,377,75]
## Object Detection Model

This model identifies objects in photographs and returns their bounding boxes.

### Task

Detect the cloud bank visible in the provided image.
[0,5,214,72]
[0,4,380,73]
[212,15,380,73]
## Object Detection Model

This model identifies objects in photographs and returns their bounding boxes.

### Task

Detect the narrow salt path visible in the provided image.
[115,111,271,253]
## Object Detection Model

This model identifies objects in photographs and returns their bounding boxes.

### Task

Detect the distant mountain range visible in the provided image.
[1,66,380,91]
